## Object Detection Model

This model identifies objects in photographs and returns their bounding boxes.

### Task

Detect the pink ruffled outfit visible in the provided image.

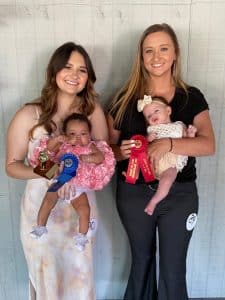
[29,138,116,191]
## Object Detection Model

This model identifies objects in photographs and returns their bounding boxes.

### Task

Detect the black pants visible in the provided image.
[116,179,198,300]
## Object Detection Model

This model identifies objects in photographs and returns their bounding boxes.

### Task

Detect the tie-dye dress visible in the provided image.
[20,126,97,300]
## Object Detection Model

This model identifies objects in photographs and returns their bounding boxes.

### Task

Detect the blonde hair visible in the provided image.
[110,23,188,126]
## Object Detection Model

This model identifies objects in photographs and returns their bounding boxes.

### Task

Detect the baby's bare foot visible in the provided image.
[144,200,156,216]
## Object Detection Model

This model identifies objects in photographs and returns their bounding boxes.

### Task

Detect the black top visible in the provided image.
[112,86,209,183]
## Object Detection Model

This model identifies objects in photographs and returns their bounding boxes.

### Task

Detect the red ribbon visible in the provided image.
[125,135,155,184]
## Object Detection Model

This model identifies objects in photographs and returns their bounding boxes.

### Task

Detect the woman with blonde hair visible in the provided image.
[108,23,215,300]
[6,42,108,299]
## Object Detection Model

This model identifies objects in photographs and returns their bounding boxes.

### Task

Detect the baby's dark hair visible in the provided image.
[152,96,169,106]
[62,113,92,133]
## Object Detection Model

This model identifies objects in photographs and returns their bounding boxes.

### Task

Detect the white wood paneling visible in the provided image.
[1,1,225,299]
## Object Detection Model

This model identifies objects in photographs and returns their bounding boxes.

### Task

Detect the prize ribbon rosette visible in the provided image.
[48,153,78,192]
[125,135,155,184]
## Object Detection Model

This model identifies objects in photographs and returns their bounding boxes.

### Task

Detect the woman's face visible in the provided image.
[66,120,91,146]
[56,51,88,96]
[142,31,176,78]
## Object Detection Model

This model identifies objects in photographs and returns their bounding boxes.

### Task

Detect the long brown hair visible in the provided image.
[28,42,97,136]
[110,23,188,126]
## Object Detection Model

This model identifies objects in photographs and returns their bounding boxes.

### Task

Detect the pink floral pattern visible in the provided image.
[59,141,115,190]
[29,139,116,190]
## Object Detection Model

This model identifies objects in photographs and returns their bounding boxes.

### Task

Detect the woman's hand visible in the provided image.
[147,138,171,170]
[119,139,136,160]
[57,183,76,200]
[54,160,76,200]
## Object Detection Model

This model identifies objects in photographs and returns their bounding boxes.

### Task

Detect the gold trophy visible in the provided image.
[33,151,59,179]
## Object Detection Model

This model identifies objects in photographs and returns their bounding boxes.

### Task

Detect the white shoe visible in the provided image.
[30,226,48,239]
[74,233,88,251]
[87,218,97,238]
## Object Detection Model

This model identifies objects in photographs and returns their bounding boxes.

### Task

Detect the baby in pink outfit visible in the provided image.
[29,113,115,251]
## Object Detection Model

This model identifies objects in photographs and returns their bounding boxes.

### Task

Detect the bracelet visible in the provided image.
[168,138,173,152]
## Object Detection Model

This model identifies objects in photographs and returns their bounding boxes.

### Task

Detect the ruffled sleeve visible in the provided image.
[28,136,57,167]
[71,141,116,190]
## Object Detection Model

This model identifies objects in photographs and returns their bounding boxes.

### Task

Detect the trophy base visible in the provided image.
[34,161,59,179]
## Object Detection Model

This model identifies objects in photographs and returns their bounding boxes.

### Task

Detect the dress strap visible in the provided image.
[35,106,40,120]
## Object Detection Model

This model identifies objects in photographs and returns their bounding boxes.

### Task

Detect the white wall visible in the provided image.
[1,1,225,299]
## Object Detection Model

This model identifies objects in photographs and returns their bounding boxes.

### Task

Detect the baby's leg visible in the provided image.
[145,168,177,215]
[71,193,90,234]
[30,191,58,238]
[71,193,90,251]
[37,191,58,226]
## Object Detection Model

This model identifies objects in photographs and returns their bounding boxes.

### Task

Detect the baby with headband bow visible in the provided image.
[137,95,197,215]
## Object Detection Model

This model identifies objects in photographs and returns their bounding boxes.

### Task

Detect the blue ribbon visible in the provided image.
[48,153,79,192]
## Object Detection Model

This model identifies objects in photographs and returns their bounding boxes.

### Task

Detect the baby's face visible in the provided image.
[65,120,91,146]
[143,102,171,125]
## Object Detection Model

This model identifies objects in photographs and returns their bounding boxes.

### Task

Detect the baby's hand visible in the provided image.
[187,125,197,138]
[56,161,76,199]
[80,154,91,163]
[56,134,68,143]
[57,183,76,200]
[148,132,157,142]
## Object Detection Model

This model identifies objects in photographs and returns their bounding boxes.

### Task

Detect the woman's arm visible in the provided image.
[5,105,41,179]
[172,110,215,155]
[89,101,109,142]
[107,114,135,161]
[148,110,215,168]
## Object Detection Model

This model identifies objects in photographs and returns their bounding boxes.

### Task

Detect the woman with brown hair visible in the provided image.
[108,23,215,300]
[6,42,108,299]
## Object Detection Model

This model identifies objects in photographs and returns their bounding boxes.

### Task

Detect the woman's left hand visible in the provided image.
[147,138,170,170]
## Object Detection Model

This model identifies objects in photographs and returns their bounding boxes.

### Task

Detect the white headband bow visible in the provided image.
[137,95,153,112]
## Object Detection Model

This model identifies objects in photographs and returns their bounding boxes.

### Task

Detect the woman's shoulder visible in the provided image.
[88,100,109,141]
[187,86,208,108]
[187,86,205,97]
[93,99,104,111]
[87,100,102,117]
[176,86,203,96]
[10,103,40,126]
[175,86,208,106]
[173,86,209,120]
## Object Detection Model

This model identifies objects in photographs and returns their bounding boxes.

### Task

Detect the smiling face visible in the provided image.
[56,51,88,96]
[65,119,91,146]
[143,101,171,125]
[142,31,176,78]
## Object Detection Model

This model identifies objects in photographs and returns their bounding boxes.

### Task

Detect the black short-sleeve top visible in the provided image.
[112,86,209,183]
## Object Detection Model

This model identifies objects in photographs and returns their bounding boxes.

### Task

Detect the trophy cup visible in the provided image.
[33,151,59,179]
